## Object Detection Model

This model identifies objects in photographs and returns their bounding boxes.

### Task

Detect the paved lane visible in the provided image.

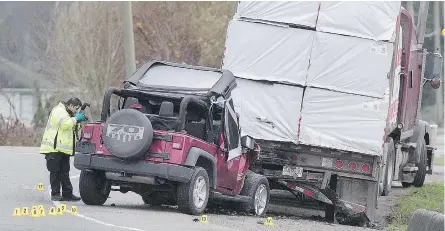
[5,146,436,231]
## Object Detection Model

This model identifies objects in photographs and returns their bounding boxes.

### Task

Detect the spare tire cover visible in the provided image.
[102,109,153,159]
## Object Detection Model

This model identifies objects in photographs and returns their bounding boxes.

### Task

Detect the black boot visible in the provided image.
[51,195,63,201]
[63,194,81,201]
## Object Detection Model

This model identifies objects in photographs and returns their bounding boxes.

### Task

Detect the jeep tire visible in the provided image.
[142,192,163,206]
[239,170,270,216]
[102,109,154,160]
[79,170,111,205]
[177,167,209,215]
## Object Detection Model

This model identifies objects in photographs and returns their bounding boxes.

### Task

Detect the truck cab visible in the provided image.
[74,61,270,216]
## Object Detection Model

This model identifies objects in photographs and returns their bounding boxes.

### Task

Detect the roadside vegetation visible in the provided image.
[434,155,444,166]
[386,182,444,231]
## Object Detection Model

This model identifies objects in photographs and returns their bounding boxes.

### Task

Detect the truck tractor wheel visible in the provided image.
[382,137,396,196]
[413,138,427,187]
[79,170,111,205]
[402,182,411,188]
[239,170,270,217]
[177,167,209,215]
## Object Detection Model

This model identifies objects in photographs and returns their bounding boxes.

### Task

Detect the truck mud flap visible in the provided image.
[277,180,370,227]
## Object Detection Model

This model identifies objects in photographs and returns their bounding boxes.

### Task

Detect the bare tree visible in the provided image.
[38,2,125,119]
[132,1,235,68]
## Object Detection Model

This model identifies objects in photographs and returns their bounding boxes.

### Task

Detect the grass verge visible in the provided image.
[386,182,444,231]
[434,155,444,166]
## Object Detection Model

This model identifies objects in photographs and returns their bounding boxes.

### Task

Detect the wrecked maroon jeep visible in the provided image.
[74,61,270,215]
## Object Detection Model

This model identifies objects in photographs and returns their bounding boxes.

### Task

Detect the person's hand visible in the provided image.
[75,112,87,121]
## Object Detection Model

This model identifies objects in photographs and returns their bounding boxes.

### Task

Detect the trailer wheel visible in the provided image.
[239,170,270,216]
[413,138,427,187]
[382,138,396,196]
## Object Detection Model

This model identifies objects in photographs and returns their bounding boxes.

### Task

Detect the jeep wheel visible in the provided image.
[79,170,111,205]
[382,138,396,196]
[239,170,270,216]
[142,193,163,206]
[102,109,154,160]
[177,167,209,215]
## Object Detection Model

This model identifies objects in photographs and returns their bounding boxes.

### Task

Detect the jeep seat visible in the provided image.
[149,101,182,131]
[185,110,206,140]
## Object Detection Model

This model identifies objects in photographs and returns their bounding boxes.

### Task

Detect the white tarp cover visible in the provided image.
[236,1,320,28]
[299,87,389,156]
[231,78,304,143]
[306,31,394,98]
[317,1,402,41]
[222,19,314,86]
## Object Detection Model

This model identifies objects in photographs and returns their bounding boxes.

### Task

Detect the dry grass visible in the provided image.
[0,115,42,147]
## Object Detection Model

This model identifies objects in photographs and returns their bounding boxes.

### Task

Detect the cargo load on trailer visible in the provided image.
[222,1,442,226]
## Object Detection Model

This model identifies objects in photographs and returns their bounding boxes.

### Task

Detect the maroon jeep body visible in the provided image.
[74,61,269,215]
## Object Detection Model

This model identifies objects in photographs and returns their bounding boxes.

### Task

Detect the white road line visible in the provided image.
[47,174,147,231]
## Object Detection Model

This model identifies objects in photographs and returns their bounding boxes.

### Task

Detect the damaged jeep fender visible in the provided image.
[184,147,217,189]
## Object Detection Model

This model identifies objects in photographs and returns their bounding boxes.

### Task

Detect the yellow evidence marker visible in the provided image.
[57,206,63,215]
[60,204,67,212]
[31,207,40,218]
[442,28,445,36]
[264,217,275,226]
[49,207,57,216]
[22,207,29,216]
[200,215,208,224]
[36,183,44,191]
[70,206,78,215]
[12,208,21,216]
[38,207,46,217]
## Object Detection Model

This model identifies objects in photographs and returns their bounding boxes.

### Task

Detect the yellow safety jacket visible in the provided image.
[39,102,83,155]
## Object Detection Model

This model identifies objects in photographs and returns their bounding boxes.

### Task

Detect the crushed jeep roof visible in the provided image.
[124,61,236,98]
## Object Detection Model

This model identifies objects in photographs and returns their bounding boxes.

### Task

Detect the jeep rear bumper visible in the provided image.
[74,153,193,183]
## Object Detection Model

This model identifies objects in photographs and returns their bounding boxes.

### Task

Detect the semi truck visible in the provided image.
[221,1,442,226]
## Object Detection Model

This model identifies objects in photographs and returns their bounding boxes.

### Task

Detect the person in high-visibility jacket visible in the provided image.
[40,97,88,201]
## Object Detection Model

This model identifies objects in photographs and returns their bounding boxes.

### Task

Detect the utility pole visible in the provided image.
[442,1,445,127]
[434,1,443,127]
[123,1,136,79]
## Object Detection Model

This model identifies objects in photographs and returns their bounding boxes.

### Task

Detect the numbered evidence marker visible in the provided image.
[264,217,274,226]
[57,206,64,215]
[12,208,21,216]
[38,207,46,217]
[200,215,208,224]
[70,206,78,215]
[60,204,67,212]
[31,207,40,218]
[49,207,57,216]
[22,207,29,216]
[36,183,44,191]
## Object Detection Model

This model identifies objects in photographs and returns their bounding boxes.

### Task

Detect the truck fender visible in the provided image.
[409,120,429,163]
[184,147,217,189]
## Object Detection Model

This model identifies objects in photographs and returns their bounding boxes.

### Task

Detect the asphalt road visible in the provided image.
[0,145,443,231]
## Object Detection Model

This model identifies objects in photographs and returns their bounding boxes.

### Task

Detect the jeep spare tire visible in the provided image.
[102,109,153,159]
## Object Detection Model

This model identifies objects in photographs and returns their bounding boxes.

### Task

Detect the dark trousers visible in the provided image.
[45,152,73,197]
